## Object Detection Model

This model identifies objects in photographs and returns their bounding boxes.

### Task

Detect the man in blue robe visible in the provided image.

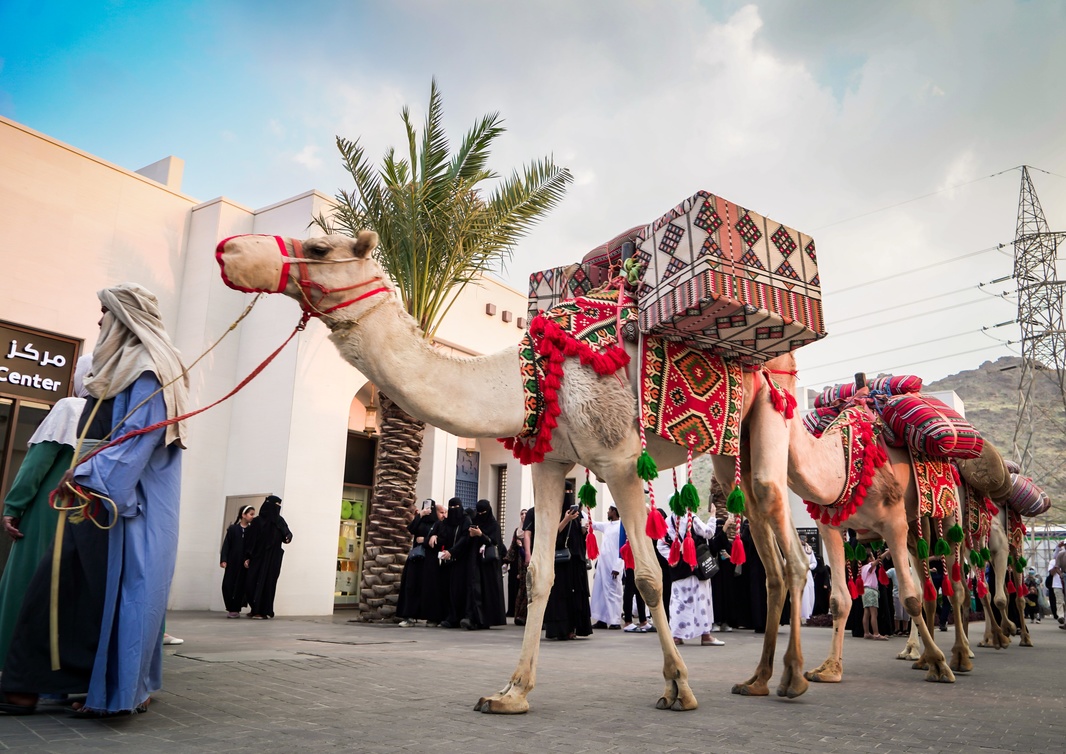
[0,283,187,716]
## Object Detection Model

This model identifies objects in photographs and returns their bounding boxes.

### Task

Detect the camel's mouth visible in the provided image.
[216,235,290,295]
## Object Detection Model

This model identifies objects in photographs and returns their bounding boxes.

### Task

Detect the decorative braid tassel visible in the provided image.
[682,530,697,568]
[636,425,658,481]
[726,455,745,514]
[585,521,599,560]
[942,574,955,598]
[578,470,597,509]
[645,506,667,539]
[668,537,682,567]
[877,563,890,586]
[730,534,747,567]
[923,578,938,602]
[952,561,962,583]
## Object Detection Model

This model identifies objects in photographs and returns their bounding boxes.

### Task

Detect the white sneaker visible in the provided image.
[398,620,415,628]
[162,633,184,645]
[623,623,639,632]
[723,624,733,633]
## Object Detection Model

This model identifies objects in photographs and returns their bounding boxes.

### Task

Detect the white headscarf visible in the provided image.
[82,283,189,447]
[26,354,94,449]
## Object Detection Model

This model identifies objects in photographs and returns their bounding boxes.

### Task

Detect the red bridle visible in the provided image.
[217,235,390,318]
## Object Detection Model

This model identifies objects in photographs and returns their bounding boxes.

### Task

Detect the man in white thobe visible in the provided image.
[590,505,623,629]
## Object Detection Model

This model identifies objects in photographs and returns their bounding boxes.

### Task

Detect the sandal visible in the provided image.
[0,691,36,716]
[673,637,684,646]
[72,697,150,718]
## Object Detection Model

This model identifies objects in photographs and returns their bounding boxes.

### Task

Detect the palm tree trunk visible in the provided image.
[358,393,426,620]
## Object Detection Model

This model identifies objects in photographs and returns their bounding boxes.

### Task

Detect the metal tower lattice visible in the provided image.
[1011,166,1066,474]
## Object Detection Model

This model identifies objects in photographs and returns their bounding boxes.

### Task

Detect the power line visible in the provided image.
[803,343,1015,389]
[831,294,1012,338]
[812,167,1020,231]
[832,244,1007,294]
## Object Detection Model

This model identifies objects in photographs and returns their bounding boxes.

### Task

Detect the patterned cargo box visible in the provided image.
[633,190,826,364]
[527,226,644,321]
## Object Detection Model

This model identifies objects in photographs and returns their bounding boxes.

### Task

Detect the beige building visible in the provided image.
[0,115,605,615]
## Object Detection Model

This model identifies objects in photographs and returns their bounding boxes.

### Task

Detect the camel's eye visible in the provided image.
[305,243,329,258]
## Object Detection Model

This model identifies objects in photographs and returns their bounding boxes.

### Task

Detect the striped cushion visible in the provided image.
[1005,474,1051,517]
[803,406,840,435]
[814,374,923,409]
[881,394,984,459]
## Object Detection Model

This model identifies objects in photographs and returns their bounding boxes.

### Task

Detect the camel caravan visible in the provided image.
[216,188,1053,713]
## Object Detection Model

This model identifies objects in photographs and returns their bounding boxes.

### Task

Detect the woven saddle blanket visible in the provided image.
[502,286,744,463]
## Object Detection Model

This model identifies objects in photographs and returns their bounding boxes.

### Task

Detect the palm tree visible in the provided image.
[315,79,573,620]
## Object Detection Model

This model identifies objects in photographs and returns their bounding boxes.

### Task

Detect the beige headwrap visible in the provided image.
[82,283,190,447]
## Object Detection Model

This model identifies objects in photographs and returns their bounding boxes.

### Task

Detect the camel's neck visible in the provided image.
[786,409,849,506]
[330,296,526,438]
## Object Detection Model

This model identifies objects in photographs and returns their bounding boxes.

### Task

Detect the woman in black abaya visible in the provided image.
[544,503,593,641]
[435,498,472,628]
[396,499,437,627]
[245,495,293,619]
[462,500,506,630]
[220,505,255,617]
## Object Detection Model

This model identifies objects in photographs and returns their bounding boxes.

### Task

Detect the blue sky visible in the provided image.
[3,1,1066,389]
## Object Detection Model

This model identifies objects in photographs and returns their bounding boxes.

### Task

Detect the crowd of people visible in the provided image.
[394,497,506,631]
[219,494,294,619]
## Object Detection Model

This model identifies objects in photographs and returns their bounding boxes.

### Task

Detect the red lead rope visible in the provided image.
[77,311,311,468]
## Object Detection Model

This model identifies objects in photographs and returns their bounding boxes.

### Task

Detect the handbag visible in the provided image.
[695,542,719,580]
[408,543,426,560]
[554,519,574,564]
[482,544,499,562]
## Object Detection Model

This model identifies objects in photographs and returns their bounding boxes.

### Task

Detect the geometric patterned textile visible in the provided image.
[910,449,961,520]
[1005,473,1051,517]
[640,337,743,457]
[803,405,887,526]
[633,190,825,365]
[526,226,645,322]
[882,394,984,460]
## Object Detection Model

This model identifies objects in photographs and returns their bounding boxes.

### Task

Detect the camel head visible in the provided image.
[216,231,385,319]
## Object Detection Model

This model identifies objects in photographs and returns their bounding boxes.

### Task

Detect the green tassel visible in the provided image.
[844,542,855,562]
[969,550,982,568]
[1006,554,1014,569]
[934,538,951,557]
[1017,556,1028,570]
[917,538,929,560]
[636,450,658,482]
[680,482,700,513]
[726,484,746,514]
[946,524,964,543]
[869,540,884,552]
[855,544,868,561]
[980,547,991,563]
[578,480,598,509]
[668,490,685,517]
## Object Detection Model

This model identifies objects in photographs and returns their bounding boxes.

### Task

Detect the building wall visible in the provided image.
[0,115,537,615]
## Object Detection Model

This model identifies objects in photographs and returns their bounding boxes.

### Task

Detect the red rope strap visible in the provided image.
[77,312,311,467]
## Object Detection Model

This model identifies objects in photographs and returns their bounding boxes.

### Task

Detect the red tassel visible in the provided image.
[848,579,861,600]
[645,508,666,539]
[976,578,988,600]
[923,578,938,602]
[1006,579,1016,594]
[682,532,697,567]
[951,562,962,583]
[730,535,747,566]
[620,541,635,570]
[877,564,889,586]
[668,538,681,566]
[585,525,599,561]
[942,576,955,598]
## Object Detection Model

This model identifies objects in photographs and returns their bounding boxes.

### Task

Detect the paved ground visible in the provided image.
[1,612,1063,753]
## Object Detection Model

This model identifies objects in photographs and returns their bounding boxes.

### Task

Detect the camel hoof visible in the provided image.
[924,663,956,683]
[655,696,671,710]
[804,668,843,683]
[896,647,920,661]
[1020,636,1033,647]
[776,680,809,699]
[911,660,929,670]
[949,655,973,673]
[474,694,529,714]
[731,682,769,697]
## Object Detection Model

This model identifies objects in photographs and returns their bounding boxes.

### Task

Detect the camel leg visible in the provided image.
[979,591,1011,649]
[475,461,569,714]
[911,560,955,683]
[604,460,696,711]
[944,539,973,672]
[805,524,849,683]
[899,618,921,661]
[989,524,1015,639]
[1014,575,1033,647]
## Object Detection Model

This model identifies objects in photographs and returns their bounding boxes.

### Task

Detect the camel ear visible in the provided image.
[352,230,379,258]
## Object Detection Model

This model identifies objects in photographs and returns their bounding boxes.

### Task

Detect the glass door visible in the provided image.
[336,485,369,607]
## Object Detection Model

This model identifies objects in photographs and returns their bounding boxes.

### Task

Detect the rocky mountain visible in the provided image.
[688,356,1065,522]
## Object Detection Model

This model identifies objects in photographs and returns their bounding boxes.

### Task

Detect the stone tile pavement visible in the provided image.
[1,612,1063,753]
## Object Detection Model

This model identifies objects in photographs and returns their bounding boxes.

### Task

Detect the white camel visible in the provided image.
[216,232,814,712]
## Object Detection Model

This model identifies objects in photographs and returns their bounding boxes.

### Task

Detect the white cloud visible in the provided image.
[292,144,322,171]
